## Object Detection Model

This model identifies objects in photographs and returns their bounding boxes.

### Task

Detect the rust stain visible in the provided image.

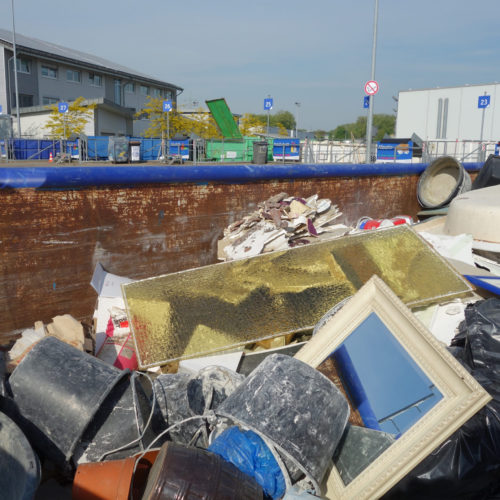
[0,174,428,335]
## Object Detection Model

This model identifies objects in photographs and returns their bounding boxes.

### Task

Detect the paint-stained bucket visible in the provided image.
[216,353,350,492]
[8,336,128,466]
[0,410,41,500]
[417,156,471,209]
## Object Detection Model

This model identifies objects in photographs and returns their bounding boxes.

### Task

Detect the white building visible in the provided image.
[396,82,500,142]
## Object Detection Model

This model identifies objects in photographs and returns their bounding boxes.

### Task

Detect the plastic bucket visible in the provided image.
[417,156,471,209]
[153,366,245,446]
[8,336,128,466]
[0,410,41,500]
[216,353,349,492]
[141,441,263,500]
[73,449,160,500]
[73,372,156,465]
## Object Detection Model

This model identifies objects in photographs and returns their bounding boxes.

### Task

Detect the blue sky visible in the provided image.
[4,0,500,130]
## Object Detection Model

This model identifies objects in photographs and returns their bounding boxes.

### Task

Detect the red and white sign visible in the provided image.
[364,80,379,95]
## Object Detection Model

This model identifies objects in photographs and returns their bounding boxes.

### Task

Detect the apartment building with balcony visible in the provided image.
[0,28,182,137]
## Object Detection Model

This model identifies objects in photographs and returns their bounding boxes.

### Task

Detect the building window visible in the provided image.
[12,93,34,108]
[152,88,161,98]
[66,69,81,83]
[42,96,59,105]
[89,72,102,87]
[41,65,57,79]
[140,85,149,96]
[124,82,135,93]
[16,57,31,74]
[164,90,172,100]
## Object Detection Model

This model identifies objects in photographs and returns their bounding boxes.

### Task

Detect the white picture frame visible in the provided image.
[294,275,491,500]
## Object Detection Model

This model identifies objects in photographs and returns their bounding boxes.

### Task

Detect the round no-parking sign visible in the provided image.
[364,80,379,95]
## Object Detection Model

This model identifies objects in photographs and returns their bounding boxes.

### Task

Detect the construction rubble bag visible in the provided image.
[384,298,500,499]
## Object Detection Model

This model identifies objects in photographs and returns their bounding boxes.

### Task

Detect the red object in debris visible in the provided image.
[73,449,160,500]
[114,333,138,371]
[359,215,413,230]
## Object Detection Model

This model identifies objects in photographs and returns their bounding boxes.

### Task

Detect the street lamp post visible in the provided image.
[294,102,301,138]
[365,0,379,163]
[11,0,21,138]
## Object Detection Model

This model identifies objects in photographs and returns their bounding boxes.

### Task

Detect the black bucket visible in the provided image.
[417,156,471,209]
[0,410,41,500]
[216,353,349,492]
[153,366,245,446]
[73,372,156,465]
[8,336,128,466]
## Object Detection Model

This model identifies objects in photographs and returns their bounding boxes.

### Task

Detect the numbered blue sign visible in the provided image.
[58,102,69,113]
[163,100,173,112]
[0,104,2,114]
[264,98,273,111]
[478,95,490,108]
[363,96,370,109]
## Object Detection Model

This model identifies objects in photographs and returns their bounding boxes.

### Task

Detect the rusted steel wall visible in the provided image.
[1,173,424,336]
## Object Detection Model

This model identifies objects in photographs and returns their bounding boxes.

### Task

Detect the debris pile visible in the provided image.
[2,179,500,500]
[218,192,349,261]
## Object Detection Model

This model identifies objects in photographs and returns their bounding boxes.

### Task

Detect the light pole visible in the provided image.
[11,0,21,138]
[294,102,301,138]
[266,94,271,135]
[365,0,379,163]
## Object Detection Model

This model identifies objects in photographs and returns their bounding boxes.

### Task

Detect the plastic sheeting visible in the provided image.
[208,426,286,499]
[384,298,500,499]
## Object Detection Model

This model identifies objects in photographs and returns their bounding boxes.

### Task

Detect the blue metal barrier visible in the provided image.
[0,162,483,189]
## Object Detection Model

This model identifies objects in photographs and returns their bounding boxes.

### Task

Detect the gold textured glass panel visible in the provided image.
[123,225,472,368]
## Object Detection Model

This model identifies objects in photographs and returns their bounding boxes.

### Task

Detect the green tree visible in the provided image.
[138,98,223,139]
[331,114,395,142]
[313,130,327,141]
[44,97,95,139]
[240,113,266,135]
[271,110,296,131]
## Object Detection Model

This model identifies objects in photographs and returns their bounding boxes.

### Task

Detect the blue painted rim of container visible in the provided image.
[0,162,483,190]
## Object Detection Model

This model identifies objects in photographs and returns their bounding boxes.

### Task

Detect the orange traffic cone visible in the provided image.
[49,152,53,162]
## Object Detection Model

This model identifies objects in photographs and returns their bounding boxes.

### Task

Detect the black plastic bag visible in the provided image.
[384,299,500,499]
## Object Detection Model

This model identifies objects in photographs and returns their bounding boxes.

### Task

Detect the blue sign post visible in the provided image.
[363,96,370,109]
[478,95,490,109]
[0,104,2,114]
[264,97,273,135]
[58,102,69,113]
[264,98,273,111]
[58,102,69,145]
[478,94,490,161]
[162,100,172,160]
[162,100,172,112]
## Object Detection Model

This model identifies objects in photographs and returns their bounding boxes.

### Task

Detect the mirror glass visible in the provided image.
[316,312,442,485]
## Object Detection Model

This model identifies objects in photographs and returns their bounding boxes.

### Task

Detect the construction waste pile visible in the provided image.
[2,156,500,500]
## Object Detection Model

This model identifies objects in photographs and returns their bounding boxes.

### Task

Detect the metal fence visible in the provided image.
[422,140,496,163]
[1,136,496,165]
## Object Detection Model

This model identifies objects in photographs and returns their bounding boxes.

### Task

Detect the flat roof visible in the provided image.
[0,28,182,91]
[399,82,500,94]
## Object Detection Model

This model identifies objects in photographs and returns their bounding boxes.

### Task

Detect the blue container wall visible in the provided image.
[87,136,109,160]
[169,139,191,160]
[273,138,300,160]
